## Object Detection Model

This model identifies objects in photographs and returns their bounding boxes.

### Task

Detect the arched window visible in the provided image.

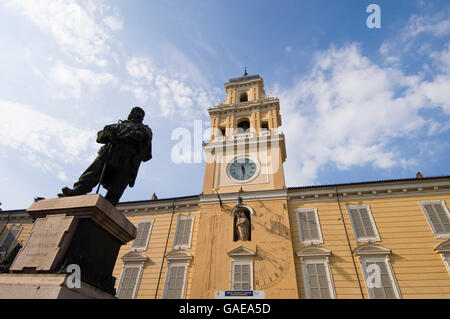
[237,119,250,133]
[240,92,248,102]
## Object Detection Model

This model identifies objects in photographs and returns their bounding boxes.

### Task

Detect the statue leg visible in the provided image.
[104,167,129,206]
[59,159,104,197]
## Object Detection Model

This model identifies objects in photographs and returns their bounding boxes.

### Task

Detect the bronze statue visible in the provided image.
[58,107,152,206]
[235,209,250,241]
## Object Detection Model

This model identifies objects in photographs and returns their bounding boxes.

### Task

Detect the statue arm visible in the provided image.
[97,124,118,144]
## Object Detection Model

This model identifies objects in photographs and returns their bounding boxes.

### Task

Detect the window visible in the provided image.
[239,92,248,102]
[419,200,450,238]
[434,240,450,274]
[163,262,189,299]
[231,260,253,291]
[260,121,269,130]
[347,205,380,242]
[443,253,450,274]
[0,225,22,255]
[237,119,250,133]
[131,220,153,252]
[173,216,194,249]
[116,252,148,299]
[354,243,401,299]
[301,258,335,299]
[296,208,323,244]
[227,246,256,292]
[359,256,401,299]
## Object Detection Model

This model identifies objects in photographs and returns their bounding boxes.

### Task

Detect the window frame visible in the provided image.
[359,255,402,299]
[173,216,195,250]
[0,225,23,255]
[162,261,190,299]
[116,262,145,299]
[295,208,324,245]
[419,200,450,239]
[301,256,336,299]
[131,219,154,252]
[230,257,254,291]
[347,204,381,242]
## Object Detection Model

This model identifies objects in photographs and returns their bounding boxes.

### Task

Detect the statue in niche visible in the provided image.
[57,107,153,206]
[234,208,250,241]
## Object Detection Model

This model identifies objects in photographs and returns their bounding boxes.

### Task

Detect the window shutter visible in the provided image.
[233,264,251,290]
[423,203,450,235]
[306,263,332,299]
[165,266,186,299]
[348,207,377,240]
[117,267,140,299]
[132,221,153,250]
[174,217,193,247]
[366,261,397,299]
[1,226,21,252]
[298,210,321,242]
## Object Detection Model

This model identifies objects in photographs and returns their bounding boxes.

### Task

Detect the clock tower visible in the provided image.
[202,73,287,195]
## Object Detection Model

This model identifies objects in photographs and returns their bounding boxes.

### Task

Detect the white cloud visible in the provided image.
[406,13,450,37]
[49,61,117,99]
[0,99,97,173]
[5,0,123,66]
[122,57,215,119]
[276,43,448,186]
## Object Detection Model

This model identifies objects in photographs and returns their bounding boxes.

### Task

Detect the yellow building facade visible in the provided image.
[1,74,450,299]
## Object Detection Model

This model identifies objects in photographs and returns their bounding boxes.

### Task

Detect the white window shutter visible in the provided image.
[0,226,22,252]
[165,266,186,299]
[305,262,332,299]
[232,263,251,290]
[174,217,194,248]
[348,206,378,241]
[117,267,140,299]
[131,221,153,251]
[296,209,323,244]
[365,260,398,299]
[422,202,450,236]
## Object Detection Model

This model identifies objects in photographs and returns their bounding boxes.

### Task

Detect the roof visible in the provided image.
[227,74,261,84]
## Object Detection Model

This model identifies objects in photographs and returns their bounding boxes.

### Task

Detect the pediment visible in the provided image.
[165,250,192,261]
[435,239,450,253]
[296,246,331,257]
[353,243,391,256]
[122,252,148,262]
[227,246,256,257]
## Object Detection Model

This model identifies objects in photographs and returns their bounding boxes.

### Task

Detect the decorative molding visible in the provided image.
[227,246,256,257]
[288,179,450,203]
[435,239,450,253]
[231,205,255,216]
[200,189,287,205]
[122,252,149,263]
[296,246,331,257]
[165,250,193,261]
[353,243,391,256]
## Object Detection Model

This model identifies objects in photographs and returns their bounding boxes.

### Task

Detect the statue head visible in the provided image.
[128,107,145,123]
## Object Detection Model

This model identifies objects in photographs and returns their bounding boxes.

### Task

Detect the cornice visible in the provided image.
[117,197,200,216]
[203,133,285,151]
[200,189,288,205]
[287,178,450,203]
[208,98,279,116]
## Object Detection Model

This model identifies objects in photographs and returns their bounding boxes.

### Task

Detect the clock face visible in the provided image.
[227,157,258,181]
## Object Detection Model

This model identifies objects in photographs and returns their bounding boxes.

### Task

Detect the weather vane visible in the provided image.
[243,66,248,76]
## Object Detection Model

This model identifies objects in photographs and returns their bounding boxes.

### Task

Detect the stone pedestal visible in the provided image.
[0,194,136,299]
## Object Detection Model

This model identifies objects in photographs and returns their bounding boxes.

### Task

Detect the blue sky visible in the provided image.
[1,0,450,210]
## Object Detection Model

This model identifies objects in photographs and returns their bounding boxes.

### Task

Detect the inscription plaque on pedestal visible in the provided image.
[10,215,78,272]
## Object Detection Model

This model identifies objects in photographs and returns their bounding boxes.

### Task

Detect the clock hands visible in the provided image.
[241,164,246,178]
